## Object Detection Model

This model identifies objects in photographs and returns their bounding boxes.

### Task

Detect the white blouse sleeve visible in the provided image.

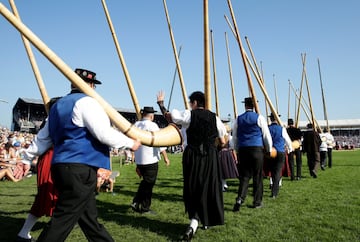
[73,96,135,149]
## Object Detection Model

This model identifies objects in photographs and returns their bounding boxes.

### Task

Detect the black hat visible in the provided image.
[75,68,102,85]
[288,118,294,125]
[268,113,280,121]
[140,106,157,114]
[242,97,254,107]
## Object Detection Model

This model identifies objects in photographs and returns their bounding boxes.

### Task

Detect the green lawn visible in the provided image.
[1,150,359,241]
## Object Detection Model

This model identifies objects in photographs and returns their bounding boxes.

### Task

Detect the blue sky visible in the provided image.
[1,0,359,128]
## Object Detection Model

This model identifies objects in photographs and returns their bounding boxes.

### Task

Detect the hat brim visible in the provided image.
[82,77,102,85]
[141,110,157,113]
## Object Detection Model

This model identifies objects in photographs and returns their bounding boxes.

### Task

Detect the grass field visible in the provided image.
[1,149,359,242]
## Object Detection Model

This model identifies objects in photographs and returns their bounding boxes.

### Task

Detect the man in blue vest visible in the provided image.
[22,68,141,242]
[231,97,272,211]
[267,113,293,198]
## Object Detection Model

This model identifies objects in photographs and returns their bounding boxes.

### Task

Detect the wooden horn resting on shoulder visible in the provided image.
[0,3,182,147]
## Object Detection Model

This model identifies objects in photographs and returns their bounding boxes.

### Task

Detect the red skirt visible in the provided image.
[30,148,58,217]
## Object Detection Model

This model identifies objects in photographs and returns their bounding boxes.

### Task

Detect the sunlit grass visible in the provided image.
[1,150,359,241]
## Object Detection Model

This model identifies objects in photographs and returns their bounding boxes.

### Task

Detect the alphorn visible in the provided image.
[210,30,220,116]
[162,0,189,110]
[203,0,211,110]
[167,46,182,111]
[273,74,279,114]
[244,36,269,122]
[302,54,319,132]
[318,58,330,131]
[225,31,238,118]
[290,80,321,129]
[101,0,141,120]
[0,3,182,147]
[226,0,259,113]
[9,0,50,113]
[295,54,306,127]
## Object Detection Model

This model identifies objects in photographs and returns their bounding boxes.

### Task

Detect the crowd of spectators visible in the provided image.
[334,135,359,150]
[0,126,121,193]
[0,126,36,182]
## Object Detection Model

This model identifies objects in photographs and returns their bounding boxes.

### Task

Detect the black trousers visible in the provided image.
[320,151,327,168]
[236,147,264,206]
[288,148,302,178]
[38,163,113,242]
[269,152,285,197]
[327,148,333,168]
[133,162,158,212]
[307,152,320,174]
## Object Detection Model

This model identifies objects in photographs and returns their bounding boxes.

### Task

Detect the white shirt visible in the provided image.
[24,95,135,160]
[282,126,294,153]
[170,108,227,140]
[319,133,328,151]
[324,132,335,149]
[133,118,166,165]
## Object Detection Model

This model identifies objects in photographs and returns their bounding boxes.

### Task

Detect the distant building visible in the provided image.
[11,97,168,134]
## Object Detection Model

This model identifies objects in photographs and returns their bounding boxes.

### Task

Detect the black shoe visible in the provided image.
[16,236,36,242]
[130,202,141,213]
[142,209,157,215]
[321,166,325,171]
[311,170,317,178]
[253,203,263,209]
[233,201,241,212]
[182,227,194,241]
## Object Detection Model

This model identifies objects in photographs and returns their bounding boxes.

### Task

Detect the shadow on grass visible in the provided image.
[96,200,186,241]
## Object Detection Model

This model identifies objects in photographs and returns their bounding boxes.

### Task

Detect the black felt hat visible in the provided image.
[140,106,157,114]
[75,68,102,85]
[242,97,254,107]
[268,113,281,121]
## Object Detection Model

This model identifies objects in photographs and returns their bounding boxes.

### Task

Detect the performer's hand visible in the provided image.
[136,167,142,178]
[164,158,170,166]
[157,90,165,103]
[131,139,141,151]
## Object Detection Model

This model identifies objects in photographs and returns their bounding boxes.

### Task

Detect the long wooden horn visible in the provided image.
[224,31,238,118]
[302,53,319,132]
[287,80,291,121]
[101,0,141,120]
[289,80,312,123]
[162,0,189,110]
[273,74,279,114]
[317,58,329,131]
[203,0,211,110]
[295,54,306,127]
[290,79,321,129]
[0,3,182,147]
[226,0,259,113]
[244,36,269,122]
[260,62,270,124]
[210,29,220,116]
[167,45,182,110]
[9,0,50,113]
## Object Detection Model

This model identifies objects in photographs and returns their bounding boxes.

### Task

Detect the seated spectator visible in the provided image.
[0,162,25,182]
[96,168,120,193]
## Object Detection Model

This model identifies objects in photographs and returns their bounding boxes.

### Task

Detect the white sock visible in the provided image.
[189,218,198,233]
[269,177,273,185]
[18,213,38,239]
[222,180,228,188]
[279,178,282,186]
